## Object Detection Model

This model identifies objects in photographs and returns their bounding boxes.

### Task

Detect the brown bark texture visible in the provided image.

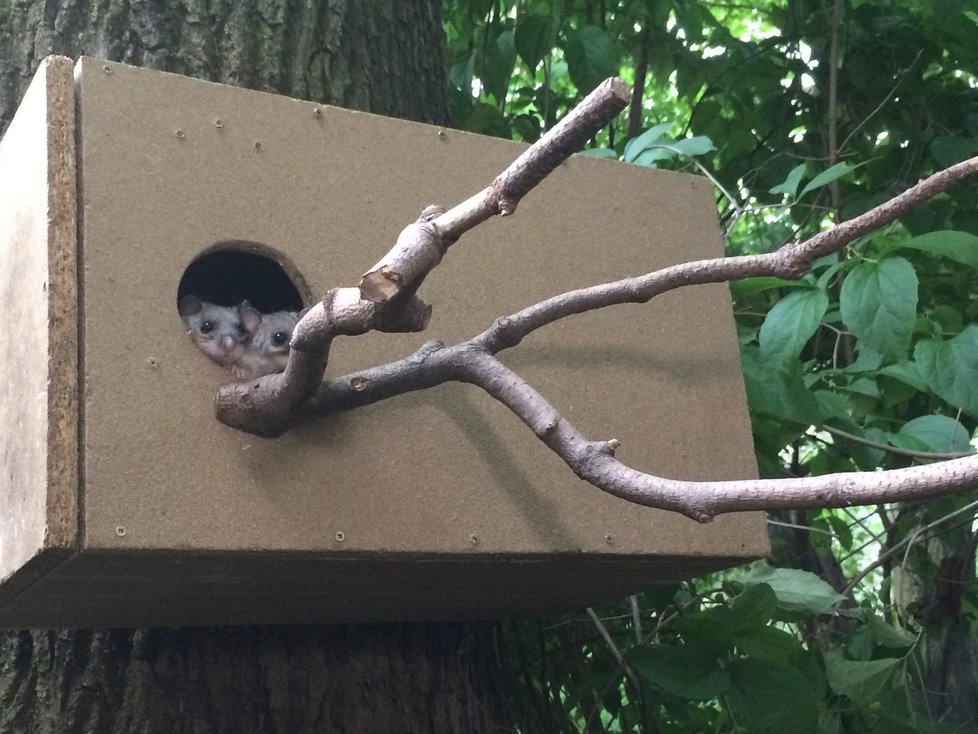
[0,624,504,733]
[0,0,448,135]
[0,1,503,733]
[894,517,978,728]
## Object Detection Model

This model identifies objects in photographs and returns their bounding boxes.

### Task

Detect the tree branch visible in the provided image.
[216,78,630,436]
[294,332,978,522]
[214,74,978,519]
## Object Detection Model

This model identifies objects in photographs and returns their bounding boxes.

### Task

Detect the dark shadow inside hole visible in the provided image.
[177,249,305,313]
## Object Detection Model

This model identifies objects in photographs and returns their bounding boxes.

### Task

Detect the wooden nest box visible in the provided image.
[0,57,768,628]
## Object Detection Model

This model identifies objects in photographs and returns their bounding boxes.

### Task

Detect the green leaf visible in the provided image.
[730,276,805,298]
[741,348,822,425]
[730,583,778,631]
[839,257,918,360]
[564,25,618,94]
[727,658,820,733]
[814,390,850,421]
[832,425,887,471]
[866,617,915,649]
[666,135,716,157]
[676,607,736,656]
[628,645,731,700]
[893,415,972,454]
[826,658,900,704]
[825,513,855,552]
[550,59,568,81]
[514,14,557,69]
[759,288,829,366]
[914,325,978,418]
[743,565,844,614]
[769,163,807,197]
[481,29,517,102]
[631,147,676,167]
[510,113,541,143]
[879,361,928,393]
[799,161,854,197]
[734,625,805,661]
[845,346,883,373]
[841,376,880,399]
[623,122,673,163]
[815,258,844,290]
[930,135,978,167]
[460,103,512,138]
[465,0,495,19]
[894,230,978,270]
[577,147,617,159]
[448,51,476,93]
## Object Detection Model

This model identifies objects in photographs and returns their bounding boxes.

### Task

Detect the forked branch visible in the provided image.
[215,77,978,519]
[215,77,630,436]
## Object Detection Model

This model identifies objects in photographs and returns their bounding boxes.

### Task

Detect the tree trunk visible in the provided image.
[0,0,447,133]
[892,507,978,729]
[0,2,505,732]
[0,625,504,733]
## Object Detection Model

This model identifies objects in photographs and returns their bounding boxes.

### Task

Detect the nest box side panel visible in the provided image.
[75,59,766,565]
[0,56,79,596]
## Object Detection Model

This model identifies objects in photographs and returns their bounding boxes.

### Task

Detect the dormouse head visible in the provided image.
[236,306,304,379]
[178,294,248,366]
[241,306,300,356]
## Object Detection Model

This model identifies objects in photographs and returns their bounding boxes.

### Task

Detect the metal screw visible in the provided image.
[214,119,224,128]
[175,129,186,140]
[115,525,127,537]
[335,531,345,542]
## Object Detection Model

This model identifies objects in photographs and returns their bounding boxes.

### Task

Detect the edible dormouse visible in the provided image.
[178,294,248,369]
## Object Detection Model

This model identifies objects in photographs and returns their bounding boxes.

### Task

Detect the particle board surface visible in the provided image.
[75,58,765,559]
[0,56,78,597]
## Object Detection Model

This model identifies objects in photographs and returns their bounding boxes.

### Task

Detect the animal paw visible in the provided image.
[229,364,252,381]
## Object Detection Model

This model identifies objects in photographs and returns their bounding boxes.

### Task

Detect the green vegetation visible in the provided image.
[444,1,978,730]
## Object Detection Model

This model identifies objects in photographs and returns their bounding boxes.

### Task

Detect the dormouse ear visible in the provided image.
[239,303,263,335]
[178,294,203,317]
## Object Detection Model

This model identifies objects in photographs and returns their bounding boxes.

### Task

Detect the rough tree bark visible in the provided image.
[0,2,506,732]
[0,0,447,132]
[0,626,503,733]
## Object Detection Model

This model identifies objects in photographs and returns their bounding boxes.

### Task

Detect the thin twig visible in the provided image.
[837,50,921,154]
[842,498,978,597]
[585,607,644,693]
[767,519,836,536]
[821,424,973,461]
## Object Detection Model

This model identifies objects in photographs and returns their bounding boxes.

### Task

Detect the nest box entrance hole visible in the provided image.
[176,244,310,313]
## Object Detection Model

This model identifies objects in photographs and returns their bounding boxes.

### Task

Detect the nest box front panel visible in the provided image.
[76,59,765,561]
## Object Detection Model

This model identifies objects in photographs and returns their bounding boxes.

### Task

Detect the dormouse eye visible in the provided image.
[271,331,289,347]
[200,320,215,334]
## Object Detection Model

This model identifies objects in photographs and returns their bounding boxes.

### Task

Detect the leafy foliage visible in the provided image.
[503,573,945,733]
[443,0,978,731]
